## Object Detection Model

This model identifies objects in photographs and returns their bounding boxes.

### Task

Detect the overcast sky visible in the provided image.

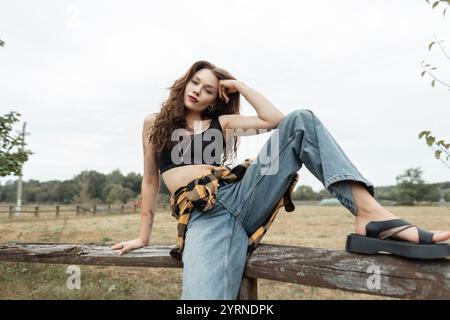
[1,0,449,192]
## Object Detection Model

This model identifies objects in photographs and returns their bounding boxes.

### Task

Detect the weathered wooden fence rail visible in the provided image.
[0,203,174,218]
[0,204,141,217]
[0,242,449,299]
[2,201,449,218]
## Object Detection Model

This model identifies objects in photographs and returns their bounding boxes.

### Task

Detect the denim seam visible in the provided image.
[309,110,320,146]
[223,215,233,299]
[325,174,363,215]
[216,198,238,218]
[326,173,361,188]
[327,173,374,192]
[328,188,356,215]
[217,198,248,232]
[305,136,319,149]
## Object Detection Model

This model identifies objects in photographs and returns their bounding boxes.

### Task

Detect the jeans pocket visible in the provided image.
[215,182,236,210]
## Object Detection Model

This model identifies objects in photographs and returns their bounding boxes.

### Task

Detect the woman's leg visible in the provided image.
[180,200,249,300]
[218,108,374,235]
[217,108,450,243]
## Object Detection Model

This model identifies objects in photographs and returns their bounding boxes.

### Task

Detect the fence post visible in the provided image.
[121,204,124,214]
[107,204,111,214]
[34,206,39,217]
[9,206,13,218]
[56,205,59,217]
[76,205,80,216]
[236,277,258,300]
[93,205,96,215]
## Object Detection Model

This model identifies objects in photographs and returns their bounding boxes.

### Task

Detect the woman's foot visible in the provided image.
[350,181,450,244]
[355,210,450,243]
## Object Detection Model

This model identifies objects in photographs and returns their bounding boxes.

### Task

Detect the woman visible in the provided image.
[112,60,450,299]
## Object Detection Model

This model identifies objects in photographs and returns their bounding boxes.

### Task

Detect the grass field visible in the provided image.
[1,204,449,300]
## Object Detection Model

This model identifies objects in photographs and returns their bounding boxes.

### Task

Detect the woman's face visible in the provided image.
[184,68,220,112]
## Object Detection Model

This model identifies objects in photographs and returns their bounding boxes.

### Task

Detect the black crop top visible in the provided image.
[155,117,225,174]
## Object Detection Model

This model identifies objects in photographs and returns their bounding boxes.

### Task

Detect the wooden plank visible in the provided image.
[0,242,182,268]
[0,242,449,299]
[244,244,450,299]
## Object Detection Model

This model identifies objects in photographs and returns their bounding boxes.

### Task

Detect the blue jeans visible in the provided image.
[180,108,375,300]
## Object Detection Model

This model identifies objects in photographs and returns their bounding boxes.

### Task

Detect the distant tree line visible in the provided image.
[0,167,448,206]
[292,167,450,205]
[0,169,170,205]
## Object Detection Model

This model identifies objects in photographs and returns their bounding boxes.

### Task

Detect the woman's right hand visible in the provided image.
[111,238,147,255]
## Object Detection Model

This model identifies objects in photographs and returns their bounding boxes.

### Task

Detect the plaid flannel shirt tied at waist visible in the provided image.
[169,158,299,260]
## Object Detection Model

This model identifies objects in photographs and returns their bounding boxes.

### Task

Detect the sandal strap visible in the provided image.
[366,218,410,238]
[367,219,435,244]
[379,224,416,240]
[418,228,434,244]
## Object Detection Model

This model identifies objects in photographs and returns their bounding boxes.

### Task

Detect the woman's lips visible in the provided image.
[187,96,198,103]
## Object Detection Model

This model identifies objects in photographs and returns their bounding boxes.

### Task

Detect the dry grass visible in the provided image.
[0,205,449,300]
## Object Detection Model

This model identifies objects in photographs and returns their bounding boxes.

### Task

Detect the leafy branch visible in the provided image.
[418,130,450,169]
[426,0,450,16]
[418,1,450,170]
[420,34,450,90]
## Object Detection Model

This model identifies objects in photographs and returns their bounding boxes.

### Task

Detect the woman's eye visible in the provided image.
[191,79,212,94]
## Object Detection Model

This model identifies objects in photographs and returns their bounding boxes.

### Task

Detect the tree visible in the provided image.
[81,170,106,200]
[318,188,333,200]
[72,171,92,205]
[104,183,134,204]
[106,169,124,185]
[395,167,430,205]
[444,190,450,201]
[55,180,78,204]
[0,111,34,177]
[422,185,442,203]
[292,185,319,200]
[123,172,142,194]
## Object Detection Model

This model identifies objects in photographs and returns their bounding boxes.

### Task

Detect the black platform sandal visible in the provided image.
[346,218,450,259]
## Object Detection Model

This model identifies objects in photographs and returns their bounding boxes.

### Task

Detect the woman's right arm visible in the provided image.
[138,113,160,245]
[111,113,160,254]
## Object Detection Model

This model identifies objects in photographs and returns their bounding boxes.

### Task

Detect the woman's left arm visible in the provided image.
[235,81,285,126]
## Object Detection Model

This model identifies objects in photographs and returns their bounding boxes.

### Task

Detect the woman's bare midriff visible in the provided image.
[162,164,227,195]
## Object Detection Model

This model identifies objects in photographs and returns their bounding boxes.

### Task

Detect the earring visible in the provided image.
[208,101,218,110]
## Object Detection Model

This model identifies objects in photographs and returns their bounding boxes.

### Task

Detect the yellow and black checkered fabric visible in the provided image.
[169,158,299,260]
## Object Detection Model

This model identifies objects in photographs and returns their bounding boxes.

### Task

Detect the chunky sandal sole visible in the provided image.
[346,233,450,260]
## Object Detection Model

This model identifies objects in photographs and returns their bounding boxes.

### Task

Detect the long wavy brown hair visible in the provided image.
[148,60,241,166]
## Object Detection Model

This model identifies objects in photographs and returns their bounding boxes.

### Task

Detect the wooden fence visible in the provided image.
[2,200,449,218]
[0,242,449,299]
[0,204,141,218]
[0,202,174,218]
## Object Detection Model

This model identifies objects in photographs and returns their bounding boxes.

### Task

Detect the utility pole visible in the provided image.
[15,122,29,217]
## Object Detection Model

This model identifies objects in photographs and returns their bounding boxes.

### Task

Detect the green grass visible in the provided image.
[1,205,448,299]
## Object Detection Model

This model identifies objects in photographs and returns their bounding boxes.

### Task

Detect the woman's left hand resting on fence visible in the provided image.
[111,238,146,255]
